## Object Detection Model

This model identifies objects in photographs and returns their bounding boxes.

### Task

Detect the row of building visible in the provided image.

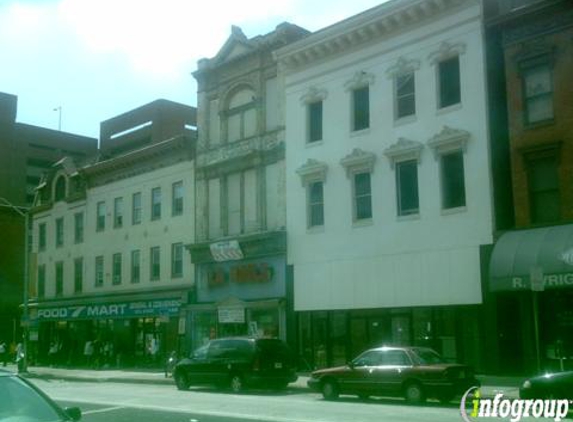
[2,0,572,375]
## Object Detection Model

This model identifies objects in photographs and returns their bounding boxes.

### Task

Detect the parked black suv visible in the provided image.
[173,337,298,392]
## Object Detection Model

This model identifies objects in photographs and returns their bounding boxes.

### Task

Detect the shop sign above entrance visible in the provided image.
[530,266,545,292]
[35,298,181,321]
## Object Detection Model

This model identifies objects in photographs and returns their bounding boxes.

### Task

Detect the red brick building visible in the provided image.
[485,0,573,374]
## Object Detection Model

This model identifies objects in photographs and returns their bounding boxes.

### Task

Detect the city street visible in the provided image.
[30,378,553,422]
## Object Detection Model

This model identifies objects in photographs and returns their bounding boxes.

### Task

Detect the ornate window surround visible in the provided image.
[385,57,421,79]
[299,86,328,105]
[383,138,423,169]
[340,148,376,177]
[296,159,328,187]
[427,126,470,160]
[427,41,466,65]
[344,70,375,91]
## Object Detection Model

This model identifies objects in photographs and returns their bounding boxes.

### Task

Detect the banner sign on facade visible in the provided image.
[210,240,244,262]
[35,298,181,321]
[492,273,573,292]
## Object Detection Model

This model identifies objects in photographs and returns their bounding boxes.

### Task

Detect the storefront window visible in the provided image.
[312,312,328,369]
[192,311,217,351]
[249,308,279,338]
[330,312,347,366]
[298,312,312,371]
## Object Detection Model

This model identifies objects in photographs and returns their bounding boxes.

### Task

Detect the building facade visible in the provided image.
[187,24,308,350]
[29,100,197,366]
[0,92,97,347]
[485,0,573,374]
[277,0,494,371]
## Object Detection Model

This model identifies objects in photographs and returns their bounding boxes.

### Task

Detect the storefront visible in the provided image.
[186,255,287,352]
[29,292,186,368]
[489,224,573,374]
[296,305,483,371]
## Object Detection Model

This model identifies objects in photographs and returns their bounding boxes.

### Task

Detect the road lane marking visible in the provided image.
[81,406,125,415]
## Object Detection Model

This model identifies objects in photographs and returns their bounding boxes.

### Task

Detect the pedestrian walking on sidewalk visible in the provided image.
[0,341,7,367]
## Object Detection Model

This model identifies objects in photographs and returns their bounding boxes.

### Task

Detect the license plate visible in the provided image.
[274,362,283,369]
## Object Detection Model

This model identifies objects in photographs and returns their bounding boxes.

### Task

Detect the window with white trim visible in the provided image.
[396,160,419,216]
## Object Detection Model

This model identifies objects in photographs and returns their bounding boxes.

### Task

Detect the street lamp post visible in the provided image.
[0,197,30,373]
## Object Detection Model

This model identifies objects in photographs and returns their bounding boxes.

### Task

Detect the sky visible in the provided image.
[0,0,386,139]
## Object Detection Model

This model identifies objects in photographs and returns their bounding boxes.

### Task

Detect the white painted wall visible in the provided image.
[283,3,493,310]
[34,159,195,298]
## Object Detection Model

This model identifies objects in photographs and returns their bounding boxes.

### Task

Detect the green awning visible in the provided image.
[489,225,573,292]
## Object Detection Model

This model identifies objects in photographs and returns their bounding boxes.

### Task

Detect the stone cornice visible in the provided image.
[275,0,468,70]
[299,86,328,105]
[385,57,421,78]
[82,135,195,188]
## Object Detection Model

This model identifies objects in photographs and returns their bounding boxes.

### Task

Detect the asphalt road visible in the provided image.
[32,379,562,422]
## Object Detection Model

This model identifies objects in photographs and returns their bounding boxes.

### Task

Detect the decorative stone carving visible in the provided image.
[344,70,375,91]
[296,159,328,186]
[383,138,423,168]
[340,148,376,176]
[427,126,470,159]
[385,57,421,78]
[427,41,466,64]
[300,86,328,105]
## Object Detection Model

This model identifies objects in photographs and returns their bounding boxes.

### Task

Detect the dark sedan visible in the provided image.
[520,371,573,399]
[0,369,82,421]
[307,346,479,404]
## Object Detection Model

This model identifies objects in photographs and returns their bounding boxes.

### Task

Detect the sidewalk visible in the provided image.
[4,363,522,399]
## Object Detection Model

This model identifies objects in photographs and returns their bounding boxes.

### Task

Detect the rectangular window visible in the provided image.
[55,217,64,247]
[74,212,84,244]
[528,154,560,224]
[150,246,160,281]
[131,250,141,284]
[151,187,161,220]
[308,181,324,227]
[308,101,323,143]
[74,257,83,293]
[55,261,63,297]
[171,243,183,278]
[39,223,46,251]
[132,192,142,225]
[114,197,124,228]
[396,160,419,216]
[38,264,46,299]
[112,253,122,285]
[96,201,106,231]
[524,65,553,124]
[354,172,372,220]
[395,72,415,119]
[438,56,461,108]
[441,151,466,209]
[95,256,104,287]
[352,86,370,131]
[172,181,183,216]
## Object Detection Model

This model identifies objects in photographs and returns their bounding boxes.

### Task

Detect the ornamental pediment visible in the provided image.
[296,159,328,186]
[383,138,423,168]
[427,126,470,158]
[340,148,376,176]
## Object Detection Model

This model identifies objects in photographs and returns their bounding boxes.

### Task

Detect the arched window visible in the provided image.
[54,176,67,202]
[226,88,257,142]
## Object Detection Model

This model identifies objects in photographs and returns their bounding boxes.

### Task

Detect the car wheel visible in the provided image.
[230,374,244,393]
[321,379,339,401]
[174,371,189,391]
[404,382,425,404]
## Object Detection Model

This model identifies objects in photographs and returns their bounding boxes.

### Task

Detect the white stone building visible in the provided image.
[29,100,196,366]
[276,0,494,370]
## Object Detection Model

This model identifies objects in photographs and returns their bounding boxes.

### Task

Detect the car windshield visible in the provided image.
[0,376,63,422]
[411,348,445,365]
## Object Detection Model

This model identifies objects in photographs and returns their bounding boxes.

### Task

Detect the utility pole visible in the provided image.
[53,106,62,131]
[0,197,30,373]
